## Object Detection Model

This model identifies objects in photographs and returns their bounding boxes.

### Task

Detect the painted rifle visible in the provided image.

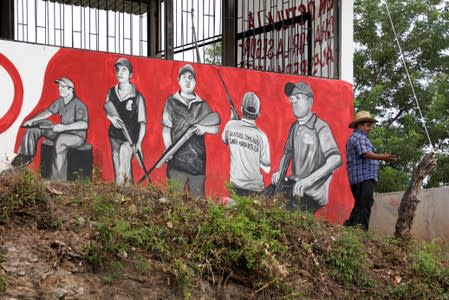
[217,70,240,120]
[137,112,220,184]
[21,124,55,130]
[273,149,293,196]
[266,124,297,198]
[104,101,151,183]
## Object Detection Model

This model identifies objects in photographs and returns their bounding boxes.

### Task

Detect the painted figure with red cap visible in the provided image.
[270,81,342,213]
[11,77,88,181]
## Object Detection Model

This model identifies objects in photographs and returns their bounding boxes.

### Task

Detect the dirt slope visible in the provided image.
[0,172,448,299]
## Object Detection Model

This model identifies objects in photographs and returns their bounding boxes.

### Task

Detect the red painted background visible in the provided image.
[14,48,353,223]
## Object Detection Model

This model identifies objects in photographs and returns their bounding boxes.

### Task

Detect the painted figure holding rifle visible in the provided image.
[11,77,88,181]
[105,57,147,186]
[161,64,220,198]
[269,81,342,213]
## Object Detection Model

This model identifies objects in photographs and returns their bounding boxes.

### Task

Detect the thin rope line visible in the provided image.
[384,2,434,150]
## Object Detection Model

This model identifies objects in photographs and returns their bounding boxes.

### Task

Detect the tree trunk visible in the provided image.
[394,152,437,240]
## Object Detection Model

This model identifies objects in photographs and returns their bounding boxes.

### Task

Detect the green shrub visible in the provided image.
[327,229,371,286]
[385,240,449,300]
[0,274,8,292]
[0,171,48,221]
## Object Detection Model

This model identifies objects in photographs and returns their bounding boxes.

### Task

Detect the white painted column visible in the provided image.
[339,0,354,84]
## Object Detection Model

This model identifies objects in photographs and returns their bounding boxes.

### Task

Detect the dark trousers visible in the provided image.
[167,167,205,198]
[264,180,324,214]
[344,179,375,231]
[232,184,263,197]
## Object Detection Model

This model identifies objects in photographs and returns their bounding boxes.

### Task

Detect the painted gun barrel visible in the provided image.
[137,112,220,185]
[217,70,240,120]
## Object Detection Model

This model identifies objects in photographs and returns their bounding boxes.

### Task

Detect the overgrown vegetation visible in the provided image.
[387,240,449,299]
[1,172,449,299]
[0,170,48,222]
[0,274,7,292]
[327,229,371,286]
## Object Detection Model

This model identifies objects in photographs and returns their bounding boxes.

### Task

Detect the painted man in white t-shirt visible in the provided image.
[222,92,271,196]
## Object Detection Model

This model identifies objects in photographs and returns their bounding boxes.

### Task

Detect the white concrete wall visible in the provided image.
[370,186,449,241]
[339,0,354,84]
[0,41,58,170]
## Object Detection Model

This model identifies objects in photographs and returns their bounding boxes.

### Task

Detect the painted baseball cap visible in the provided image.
[178,64,196,79]
[55,77,74,89]
[284,81,313,98]
[241,92,260,115]
[115,57,133,73]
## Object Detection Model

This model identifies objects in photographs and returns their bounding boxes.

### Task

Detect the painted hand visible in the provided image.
[293,177,314,197]
[194,124,206,135]
[272,171,281,185]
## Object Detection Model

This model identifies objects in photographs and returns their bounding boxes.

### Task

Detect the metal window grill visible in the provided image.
[11,0,338,78]
[14,0,150,56]
[158,0,222,64]
[236,0,338,78]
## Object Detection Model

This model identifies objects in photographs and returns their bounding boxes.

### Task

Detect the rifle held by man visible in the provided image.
[217,70,240,120]
[137,112,220,184]
[21,123,55,130]
[272,149,293,197]
[105,101,151,182]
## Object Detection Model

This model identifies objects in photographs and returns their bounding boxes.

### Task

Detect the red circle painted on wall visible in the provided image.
[0,53,24,133]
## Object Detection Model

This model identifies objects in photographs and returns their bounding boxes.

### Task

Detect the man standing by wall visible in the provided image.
[271,81,342,213]
[222,92,270,196]
[105,57,147,186]
[344,111,397,231]
[161,64,220,198]
[11,77,88,181]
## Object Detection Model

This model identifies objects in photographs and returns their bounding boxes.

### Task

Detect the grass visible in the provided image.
[1,173,449,299]
[0,169,48,222]
[387,240,449,299]
[326,228,372,286]
[66,183,449,298]
[0,274,7,292]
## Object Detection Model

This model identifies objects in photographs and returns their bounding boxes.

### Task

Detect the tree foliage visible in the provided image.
[203,42,222,65]
[354,0,449,191]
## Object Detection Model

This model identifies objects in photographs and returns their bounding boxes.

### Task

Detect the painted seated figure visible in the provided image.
[11,77,89,181]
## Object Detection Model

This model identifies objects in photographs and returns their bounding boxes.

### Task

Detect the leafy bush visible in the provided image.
[327,229,371,286]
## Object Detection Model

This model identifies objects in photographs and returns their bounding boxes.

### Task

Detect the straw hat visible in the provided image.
[349,111,378,128]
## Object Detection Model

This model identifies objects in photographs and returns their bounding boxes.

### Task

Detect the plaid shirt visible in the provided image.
[346,129,379,185]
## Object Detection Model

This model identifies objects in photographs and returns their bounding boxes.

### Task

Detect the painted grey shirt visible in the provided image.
[285,113,341,205]
[48,96,88,139]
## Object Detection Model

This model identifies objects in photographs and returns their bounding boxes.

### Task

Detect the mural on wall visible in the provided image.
[0,39,353,223]
[160,64,221,198]
[266,81,342,213]
[222,91,271,197]
[105,57,148,186]
[11,77,89,181]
